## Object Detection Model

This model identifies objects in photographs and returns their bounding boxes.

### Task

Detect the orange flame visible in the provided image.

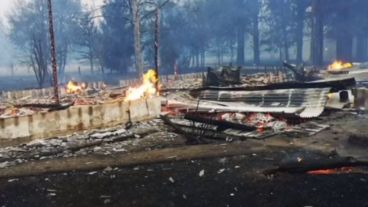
[66,81,87,94]
[125,69,159,101]
[327,61,353,72]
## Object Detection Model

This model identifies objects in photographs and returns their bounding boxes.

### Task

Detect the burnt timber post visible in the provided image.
[154,7,161,93]
[47,0,60,104]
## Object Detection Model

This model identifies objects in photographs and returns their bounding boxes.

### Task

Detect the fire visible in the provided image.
[125,69,159,101]
[327,61,353,72]
[66,80,87,94]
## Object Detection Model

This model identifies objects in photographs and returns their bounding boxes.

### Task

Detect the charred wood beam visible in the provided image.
[184,113,256,131]
[283,61,306,82]
[14,101,75,112]
[160,115,207,143]
[160,115,259,142]
[264,156,368,175]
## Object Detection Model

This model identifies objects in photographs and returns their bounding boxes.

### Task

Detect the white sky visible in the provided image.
[0,0,104,22]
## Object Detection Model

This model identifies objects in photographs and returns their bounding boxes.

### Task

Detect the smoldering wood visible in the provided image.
[203,67,241,87]
[264,156,368,175]
[162,115,238,141]
[184,113,256,131]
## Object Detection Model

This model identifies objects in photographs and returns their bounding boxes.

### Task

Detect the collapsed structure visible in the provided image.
[0,61,367,145]
[161,61,366,141]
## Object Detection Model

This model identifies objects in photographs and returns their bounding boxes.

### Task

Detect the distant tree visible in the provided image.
[100,0,134,74]
[8,0,82,87]
[293,0,310,64]
[249,0,262,65]
[76,12,99,73]
[264,0,296,62]
[53,0,82,79]
[9,0,50,87]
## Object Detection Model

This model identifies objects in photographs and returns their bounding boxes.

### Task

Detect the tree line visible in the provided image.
[7,0,368,87]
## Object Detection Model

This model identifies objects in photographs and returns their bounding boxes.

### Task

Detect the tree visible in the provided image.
[76,12,99,73]
[264,0,296,62]
[9,0,50,87]
[249,0,262,65]
[53,0,82,79]
[8,0,82,87]
[294,0,309,64]
[100,0,134,74]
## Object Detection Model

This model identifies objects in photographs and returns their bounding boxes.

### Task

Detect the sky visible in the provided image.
[0,0,104,22]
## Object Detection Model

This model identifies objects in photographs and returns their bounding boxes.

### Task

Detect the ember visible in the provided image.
[125,69,159,101]
[307,167,353,175]
[327,61,353,72]
[66,80,87,94]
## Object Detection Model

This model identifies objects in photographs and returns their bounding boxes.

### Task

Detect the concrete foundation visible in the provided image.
[0,97,161,141]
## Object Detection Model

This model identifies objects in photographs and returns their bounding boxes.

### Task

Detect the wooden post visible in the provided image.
[47,0,60,104]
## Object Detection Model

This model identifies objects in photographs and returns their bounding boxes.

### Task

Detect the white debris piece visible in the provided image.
[88,171,98,175]
[114,128,127,135]
[169,177,175,183]
[199,169,205,177]
[8,179,18,183]
[217,169,225,174]
[0,161,10,168]
[91,132,113,139]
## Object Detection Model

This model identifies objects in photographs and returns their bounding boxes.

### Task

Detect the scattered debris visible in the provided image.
[217,168,225,174]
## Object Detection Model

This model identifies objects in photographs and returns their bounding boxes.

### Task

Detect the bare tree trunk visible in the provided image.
[311,0,324,66]
[154,7,160,91]
[237,26,245,66]
[296,1,306,64]
[252,1,260,66]
[89,55,94,73]
[132,0,144,78]
[336,9,353,62]
[355,35,368,62]
[284,41,289,62]
[201,50,205,67]
[336,33,353,62]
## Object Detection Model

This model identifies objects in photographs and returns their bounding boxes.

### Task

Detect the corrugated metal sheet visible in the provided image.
[167,88,330,118]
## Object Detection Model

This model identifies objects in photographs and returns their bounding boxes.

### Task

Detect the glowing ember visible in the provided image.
[327,61,353,72]
[307,167,353,175]
[125,69,159,101]
[66,80,87,94]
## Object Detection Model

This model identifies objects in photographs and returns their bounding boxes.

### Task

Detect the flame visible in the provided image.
[327,61,353,72]
[125,69,159,101]
[307,167,352,175]
[66,80,87,94]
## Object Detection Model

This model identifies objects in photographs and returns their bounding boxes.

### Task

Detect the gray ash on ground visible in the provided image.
[0,119,186,169]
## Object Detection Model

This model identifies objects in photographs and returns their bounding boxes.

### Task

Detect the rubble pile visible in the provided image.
[0,61,367,172]
[0,119,184,169]
[0,81,125,119]
[160,62,366,142]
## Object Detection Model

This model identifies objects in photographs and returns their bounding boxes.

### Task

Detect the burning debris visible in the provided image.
[125,69,159,101]
[66,80,87,94]
[0,62,367,172]
[327,60,353,73]
[158,64,366,143]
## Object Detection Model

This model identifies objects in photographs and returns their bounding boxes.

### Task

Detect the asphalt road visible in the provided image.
[1,151,368,207]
